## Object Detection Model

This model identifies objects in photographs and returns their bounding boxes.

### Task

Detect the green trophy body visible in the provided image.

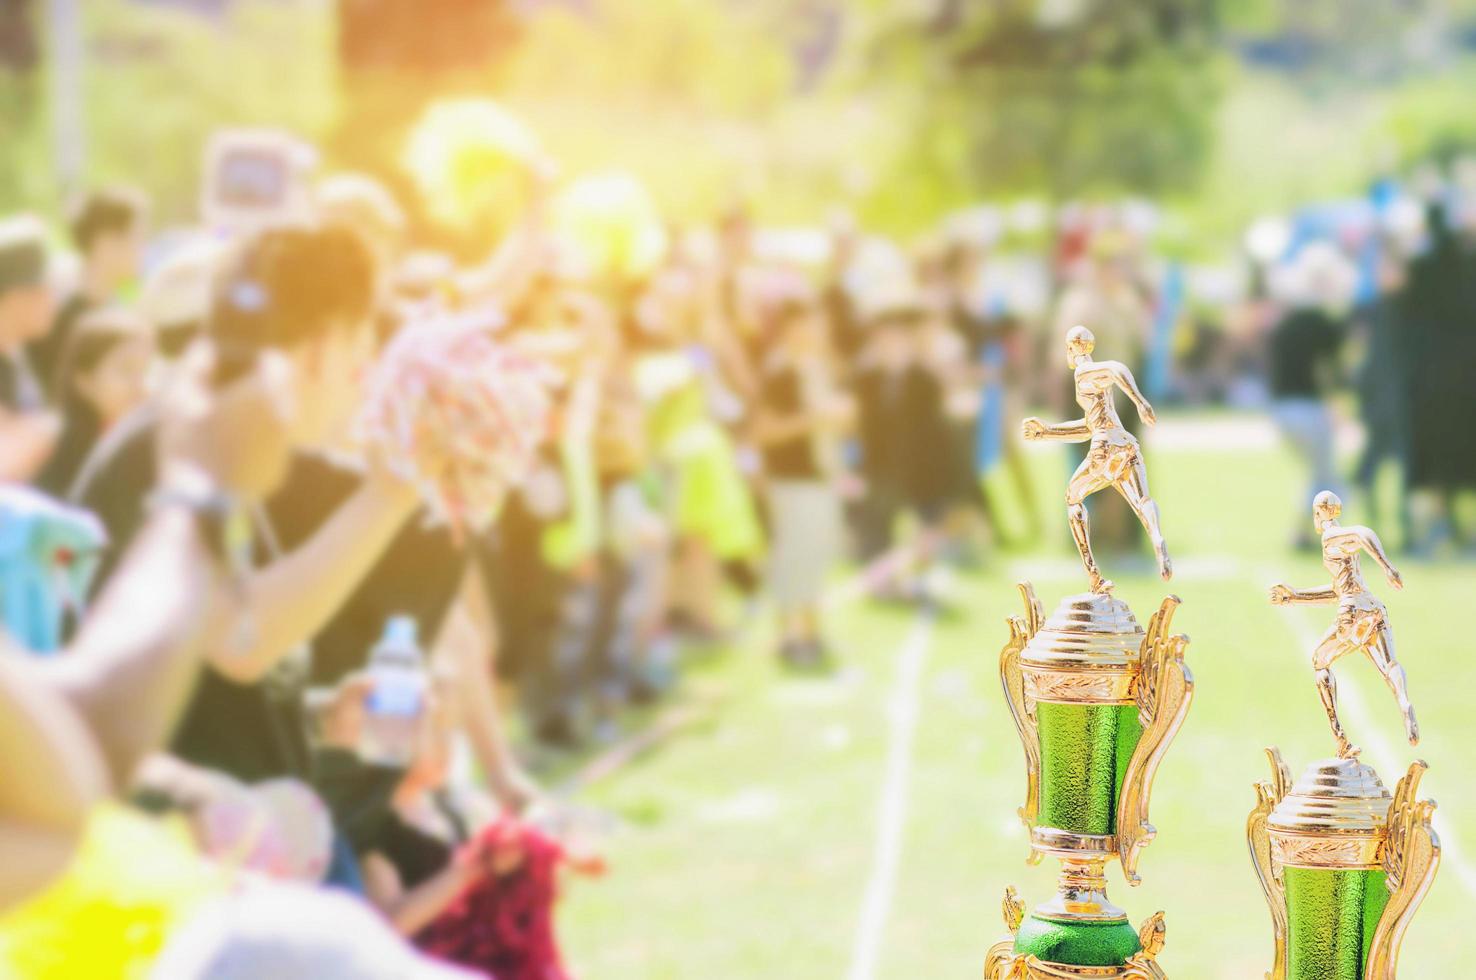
[1038,702,1142,837]
[1249,754,1439,980]
[1284,867,1389,980]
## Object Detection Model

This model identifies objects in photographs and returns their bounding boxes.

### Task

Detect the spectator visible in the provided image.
[851,275,927,598]
[32,187,147,399]
[1401,202,1476,552]
[0,215,60,481]
[35,307,154,499]
[137,238,224,360]
[1267,243,1352,549]
[752,294,851,669]
[1352,245,1414,550]
[71,225,422,889]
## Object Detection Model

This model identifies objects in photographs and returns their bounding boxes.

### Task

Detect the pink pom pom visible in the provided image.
[358,317,553,536]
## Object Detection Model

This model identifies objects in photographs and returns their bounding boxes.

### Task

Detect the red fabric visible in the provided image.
[416,817,569,980]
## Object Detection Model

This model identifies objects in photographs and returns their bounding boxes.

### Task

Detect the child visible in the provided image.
[751,295,851,669]
[36,306,154,499]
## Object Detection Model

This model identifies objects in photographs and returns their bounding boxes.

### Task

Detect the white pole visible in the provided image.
[48,0,85,193]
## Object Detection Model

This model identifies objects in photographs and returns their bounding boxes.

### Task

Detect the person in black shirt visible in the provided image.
[73,226,423,860]
[1400,203,1476,550]
[34,307,153,499]
[751,295,851,668]
[1267,243,1349,549]
[853,306,915,566]
[30,187,146,402]
[1352,247,1414,549]
[0,215,60,481]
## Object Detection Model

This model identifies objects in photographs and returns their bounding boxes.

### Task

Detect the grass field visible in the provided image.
[557,412,1473,978]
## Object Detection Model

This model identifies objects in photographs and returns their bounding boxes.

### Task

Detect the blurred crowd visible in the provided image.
[1239,173,1476,554]
[0,135,1051,977]
[1,120,1474,977]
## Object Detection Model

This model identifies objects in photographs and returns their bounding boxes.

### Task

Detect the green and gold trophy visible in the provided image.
[986,327,1193,979]
[1250,491,1440,980]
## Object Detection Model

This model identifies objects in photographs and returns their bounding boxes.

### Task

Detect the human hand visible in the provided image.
[1387,569,1404,591]
[399,692,451,796]
[1138,404,1158,427]
[1021,417,1046,441]
[1269,584,1294,606]
[317,672,374,751]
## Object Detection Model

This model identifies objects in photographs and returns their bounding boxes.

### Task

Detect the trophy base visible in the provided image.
[984,864,1166,978]
[986,919,1167,980]
[1014,914,1141,965]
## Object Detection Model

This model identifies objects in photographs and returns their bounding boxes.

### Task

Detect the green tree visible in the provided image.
[855,0,1227,209]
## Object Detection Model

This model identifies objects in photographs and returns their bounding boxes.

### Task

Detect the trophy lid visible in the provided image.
[1021,592,1144,671]
[1268,757,1391,837]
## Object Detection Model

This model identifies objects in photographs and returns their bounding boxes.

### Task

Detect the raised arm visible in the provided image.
[208,472,419,684]
[148,345,420,686]
[1021,416,1091,443]
[39,504,227,786]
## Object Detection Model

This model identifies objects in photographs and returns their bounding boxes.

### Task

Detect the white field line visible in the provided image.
[846,610,935,980]
[1264,569,1476,902]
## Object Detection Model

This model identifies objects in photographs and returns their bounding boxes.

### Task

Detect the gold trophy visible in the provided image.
[1251,492,1439,979]
[987,327,1193,978]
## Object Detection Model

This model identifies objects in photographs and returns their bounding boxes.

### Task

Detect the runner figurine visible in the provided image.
[1022,325,1172,593]
[1269,490,1419,759]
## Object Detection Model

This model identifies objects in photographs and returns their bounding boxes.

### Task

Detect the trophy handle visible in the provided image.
[1117,595,1193,883]
[984,887,1027,979]
[1122,911,1169,979]
[1001,582,1044,854]
[983,940,1021,979]
[1249,747,1292,980]
[1365,761,1441,980]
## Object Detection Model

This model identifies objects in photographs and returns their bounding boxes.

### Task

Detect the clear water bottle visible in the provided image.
[358,615,427,768]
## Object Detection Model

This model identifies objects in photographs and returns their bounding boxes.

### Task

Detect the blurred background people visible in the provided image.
[0,216,59,482]
[1266,242,1352,549]
[34,306,153,498]
[4,4,1476,974]
[31,187,147,402]
[751,290,850,669]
